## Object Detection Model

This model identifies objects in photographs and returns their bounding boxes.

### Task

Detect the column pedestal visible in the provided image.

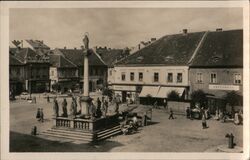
[81,96,92,118]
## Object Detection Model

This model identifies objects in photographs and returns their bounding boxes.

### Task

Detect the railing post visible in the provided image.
[53,118,57,127]
[89,121,93,131]
[70,119,74,129]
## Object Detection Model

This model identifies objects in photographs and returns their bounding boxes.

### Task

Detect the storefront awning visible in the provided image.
[156,87,185,98]
[139,86,160,97]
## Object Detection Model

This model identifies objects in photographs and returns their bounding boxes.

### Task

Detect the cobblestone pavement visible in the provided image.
[9,94,243,152]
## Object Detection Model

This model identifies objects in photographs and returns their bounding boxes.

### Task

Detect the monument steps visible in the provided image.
[40,125,122,142]
[41,130,93,141]
[97,126,122,140]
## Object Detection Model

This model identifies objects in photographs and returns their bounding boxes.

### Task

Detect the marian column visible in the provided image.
[81,34,92,117]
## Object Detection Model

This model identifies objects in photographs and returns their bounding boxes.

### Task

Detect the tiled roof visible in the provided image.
[26,40,50,49]
[190,29,243,67]
[96,48,124,67]
[116,32,205,66]
[58,48,106,67]
[49,51,77,68]
[9,54,24,65]
[9,47,38,63]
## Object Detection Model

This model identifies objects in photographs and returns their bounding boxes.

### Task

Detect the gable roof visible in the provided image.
[57,48,106,67]
[115,31,205,66]
[9,54,24,65]
[96,48,124,67]
[9,47,38,63]
[190,29,243,68]
[49,52,77,68]
[26,40,50,50]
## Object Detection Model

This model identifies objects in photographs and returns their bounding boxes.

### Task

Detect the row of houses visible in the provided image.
[9,40,114,95]
[9,29,243,112]
[108,29,243,112]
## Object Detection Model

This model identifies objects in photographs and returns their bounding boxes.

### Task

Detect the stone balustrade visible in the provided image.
[53,114,119,132]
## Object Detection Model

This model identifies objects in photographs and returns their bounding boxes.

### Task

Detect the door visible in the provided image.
[122,91,127,103]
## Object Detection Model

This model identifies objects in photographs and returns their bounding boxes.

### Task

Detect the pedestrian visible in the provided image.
[72,97,78,114]
[202,114,207,129]
[234,112,240,125]
[70,97,76,117]
[97,97,101,109]
[40,108,44,122]
[163,98,167,110]
[61,98,68,117]
[168,108,174,119]
[186,107,190,119]
[36,108,41,121]
[95,102,102,118]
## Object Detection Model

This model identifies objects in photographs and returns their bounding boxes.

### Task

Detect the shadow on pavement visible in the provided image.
[10,131,124,152]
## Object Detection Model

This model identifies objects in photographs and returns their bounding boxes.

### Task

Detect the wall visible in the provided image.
[113,66,189,86]
[189,68,243,97]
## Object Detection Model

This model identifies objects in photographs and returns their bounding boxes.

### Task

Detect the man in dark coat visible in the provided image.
[168,108,174,119]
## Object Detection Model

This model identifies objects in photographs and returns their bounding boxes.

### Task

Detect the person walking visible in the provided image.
[202,114,208,129]
[168,108,174,119]
[186,107,190,119]
[163,98,167,110]
[40,108,44,122]
[36,108,41,121]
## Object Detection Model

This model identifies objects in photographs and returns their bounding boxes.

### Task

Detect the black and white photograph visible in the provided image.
[0,1,249,160]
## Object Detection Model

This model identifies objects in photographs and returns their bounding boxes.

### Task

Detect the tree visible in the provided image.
[167,90,180,100]
[191,90,207,108]
[224,91,242,113]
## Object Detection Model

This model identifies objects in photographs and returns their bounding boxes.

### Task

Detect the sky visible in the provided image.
[10,8,243,49]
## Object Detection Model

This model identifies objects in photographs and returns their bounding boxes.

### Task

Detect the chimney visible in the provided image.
[138,44,141,50]
[183,29,188,34]
[64,46,67,49]
[151,38,156,42]
[216,28,223,32]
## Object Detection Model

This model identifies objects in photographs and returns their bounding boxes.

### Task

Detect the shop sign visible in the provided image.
[113,85,136,91]
[209,84,240,91]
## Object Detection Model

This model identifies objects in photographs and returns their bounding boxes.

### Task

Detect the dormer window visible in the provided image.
[136,56,144,62]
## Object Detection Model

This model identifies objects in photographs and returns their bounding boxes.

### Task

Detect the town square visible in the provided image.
[3,5,246,157]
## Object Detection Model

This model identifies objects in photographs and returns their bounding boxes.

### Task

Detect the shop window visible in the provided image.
[139,72,143,81]
[210,73,217,83]
[196,72,203,83]
[234,73,241,84]
[130,72,134,81]
[121,72,126,81]
[177,73,183,83]
[167,73,173,83]
[154,72,159,82]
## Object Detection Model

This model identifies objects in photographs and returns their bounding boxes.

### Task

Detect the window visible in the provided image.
[210,73,217,83]
[234,73,241,84]
[109,70,112,76]
[196,73,203,83]
[51,70,54,76]
[121,72,126,81]
[177,73,183,83]
[139,72,143,81]
[130,72,134,81]
[154,72,159,82]
[167,73,173,83]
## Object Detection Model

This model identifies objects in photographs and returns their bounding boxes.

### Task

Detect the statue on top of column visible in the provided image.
[83,33,89,50]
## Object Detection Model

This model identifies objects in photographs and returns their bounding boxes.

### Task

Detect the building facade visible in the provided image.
[113,30,206,103]
[9,47,50,94]
[189,29,243,113]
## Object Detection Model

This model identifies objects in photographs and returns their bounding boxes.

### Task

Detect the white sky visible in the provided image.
[10,8,243,49]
